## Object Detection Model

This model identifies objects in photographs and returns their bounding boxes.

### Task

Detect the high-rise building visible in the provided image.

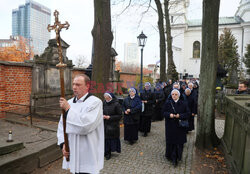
[12,0,51,56]
[124,43,139,65]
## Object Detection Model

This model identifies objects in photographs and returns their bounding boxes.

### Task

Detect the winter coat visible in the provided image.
[122,95,142,124]
[162,99,190,144]
[154,89,165,108]
[163,85,172,100]
[236,89,249,94]
[140,89,155,116]
[183,94,196,114]
[103,98,122,139]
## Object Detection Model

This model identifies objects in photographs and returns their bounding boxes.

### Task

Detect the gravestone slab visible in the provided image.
[0,140,24,156]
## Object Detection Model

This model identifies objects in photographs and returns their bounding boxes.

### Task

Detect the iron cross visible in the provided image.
[47,10,70,68]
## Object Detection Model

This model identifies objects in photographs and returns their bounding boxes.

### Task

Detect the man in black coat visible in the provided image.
[183,88,196,131]
[163,80,173,101]
[152,84,165,121]
[236,81,249,94]
[103,92,122,160]
[140,82,155,137]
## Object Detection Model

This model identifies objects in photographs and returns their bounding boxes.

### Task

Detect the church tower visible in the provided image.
[235,0,250,22]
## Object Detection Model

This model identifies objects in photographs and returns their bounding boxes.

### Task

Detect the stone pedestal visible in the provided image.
[31,38,73,118]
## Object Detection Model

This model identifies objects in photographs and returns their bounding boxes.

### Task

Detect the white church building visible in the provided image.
[169,0,250,78]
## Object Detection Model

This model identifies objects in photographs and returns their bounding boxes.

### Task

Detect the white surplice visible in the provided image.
[57,93,104,174]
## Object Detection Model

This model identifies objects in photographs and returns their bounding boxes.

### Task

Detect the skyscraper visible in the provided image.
[124,43,139,65]
[12,0,51,56]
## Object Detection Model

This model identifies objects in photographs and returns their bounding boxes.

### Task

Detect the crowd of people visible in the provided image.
[103,78,200,168]
[57,74,249,173]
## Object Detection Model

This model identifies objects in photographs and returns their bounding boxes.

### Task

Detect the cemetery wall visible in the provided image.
[0,61,33,116]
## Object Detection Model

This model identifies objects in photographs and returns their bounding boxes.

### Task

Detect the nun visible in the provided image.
[103,92,122,160]
[153,83,165,121]
[122,88,142,145]
[162,89,190,166]
[139,82,155,137]
[183,88,196,131]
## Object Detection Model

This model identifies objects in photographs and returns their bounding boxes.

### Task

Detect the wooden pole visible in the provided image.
[47,10,70,161]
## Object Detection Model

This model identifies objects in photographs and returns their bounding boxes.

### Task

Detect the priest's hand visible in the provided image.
[62,144,70,158]
[59,97,70,111]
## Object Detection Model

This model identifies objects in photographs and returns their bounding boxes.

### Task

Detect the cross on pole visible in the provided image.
[47,10,70,161]
[47,10,70,67]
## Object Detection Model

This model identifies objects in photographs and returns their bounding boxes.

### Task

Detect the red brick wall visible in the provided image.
[0,63,32,117]
[119,73,137,89]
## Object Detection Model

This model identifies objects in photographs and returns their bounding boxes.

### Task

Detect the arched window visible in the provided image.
[193,41,200,58]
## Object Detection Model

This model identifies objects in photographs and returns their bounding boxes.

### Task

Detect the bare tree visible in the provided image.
[92,0,113,100]
[74,55,89,68]
[164,0,178,81]
[154,0,166,82]
[195,0,220,149]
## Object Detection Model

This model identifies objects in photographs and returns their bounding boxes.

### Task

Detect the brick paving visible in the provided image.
[100,120,195,174]
[30,117,225,174]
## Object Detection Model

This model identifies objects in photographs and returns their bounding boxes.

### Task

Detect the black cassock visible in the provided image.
[152,89,165,121]
[103,98,122,155]
[139,89,155,134]
[162,98,190,165]
[184,93,197,131]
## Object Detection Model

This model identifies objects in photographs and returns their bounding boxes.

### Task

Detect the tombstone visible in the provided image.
[31,38,73,118]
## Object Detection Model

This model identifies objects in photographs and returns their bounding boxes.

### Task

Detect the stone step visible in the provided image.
[0,138,62,174]
[0,140,24,156]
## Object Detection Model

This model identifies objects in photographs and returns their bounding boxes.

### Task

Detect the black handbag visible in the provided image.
[170,101,189,128]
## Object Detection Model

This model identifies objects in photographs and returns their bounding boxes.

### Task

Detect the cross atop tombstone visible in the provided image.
[47,10,70,68]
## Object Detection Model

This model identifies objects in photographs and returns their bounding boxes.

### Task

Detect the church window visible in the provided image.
[171,16,174,23]
[193,41,200,58]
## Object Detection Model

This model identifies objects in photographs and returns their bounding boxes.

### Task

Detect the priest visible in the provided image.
[57,74,104,174]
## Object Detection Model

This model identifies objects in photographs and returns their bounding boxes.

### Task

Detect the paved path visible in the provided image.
[32,120,196,174]
[101,120,195,174]
[31,117,225,174]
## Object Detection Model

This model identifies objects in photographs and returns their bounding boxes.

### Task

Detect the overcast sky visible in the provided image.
[0,0,241,66]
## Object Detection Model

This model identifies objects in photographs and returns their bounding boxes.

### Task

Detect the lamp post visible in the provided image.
[137,31,147,93]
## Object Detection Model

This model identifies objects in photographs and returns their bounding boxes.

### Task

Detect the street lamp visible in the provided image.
[137,31,147,93]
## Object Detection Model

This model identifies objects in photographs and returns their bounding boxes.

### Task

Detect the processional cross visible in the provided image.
[47,10,70,161]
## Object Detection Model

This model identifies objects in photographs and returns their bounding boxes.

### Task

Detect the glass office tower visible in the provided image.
[12,0,51,56]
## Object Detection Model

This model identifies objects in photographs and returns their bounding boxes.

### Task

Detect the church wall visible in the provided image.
[183,28,201,78]
[0,62,32,117]
[172,27,186,74]
[243,24,250,55]
[242,12,250,22]
[171,23,249,78]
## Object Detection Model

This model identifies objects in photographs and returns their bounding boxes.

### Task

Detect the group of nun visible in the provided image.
[102,79,198,166]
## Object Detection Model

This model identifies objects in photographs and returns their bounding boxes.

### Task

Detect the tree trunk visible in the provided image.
[164,0,178,81]
[195,0,220,149]
[92,0,113,100]
[155,0,166,82]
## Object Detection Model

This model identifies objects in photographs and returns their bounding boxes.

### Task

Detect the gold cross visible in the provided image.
[47,10,70,67]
